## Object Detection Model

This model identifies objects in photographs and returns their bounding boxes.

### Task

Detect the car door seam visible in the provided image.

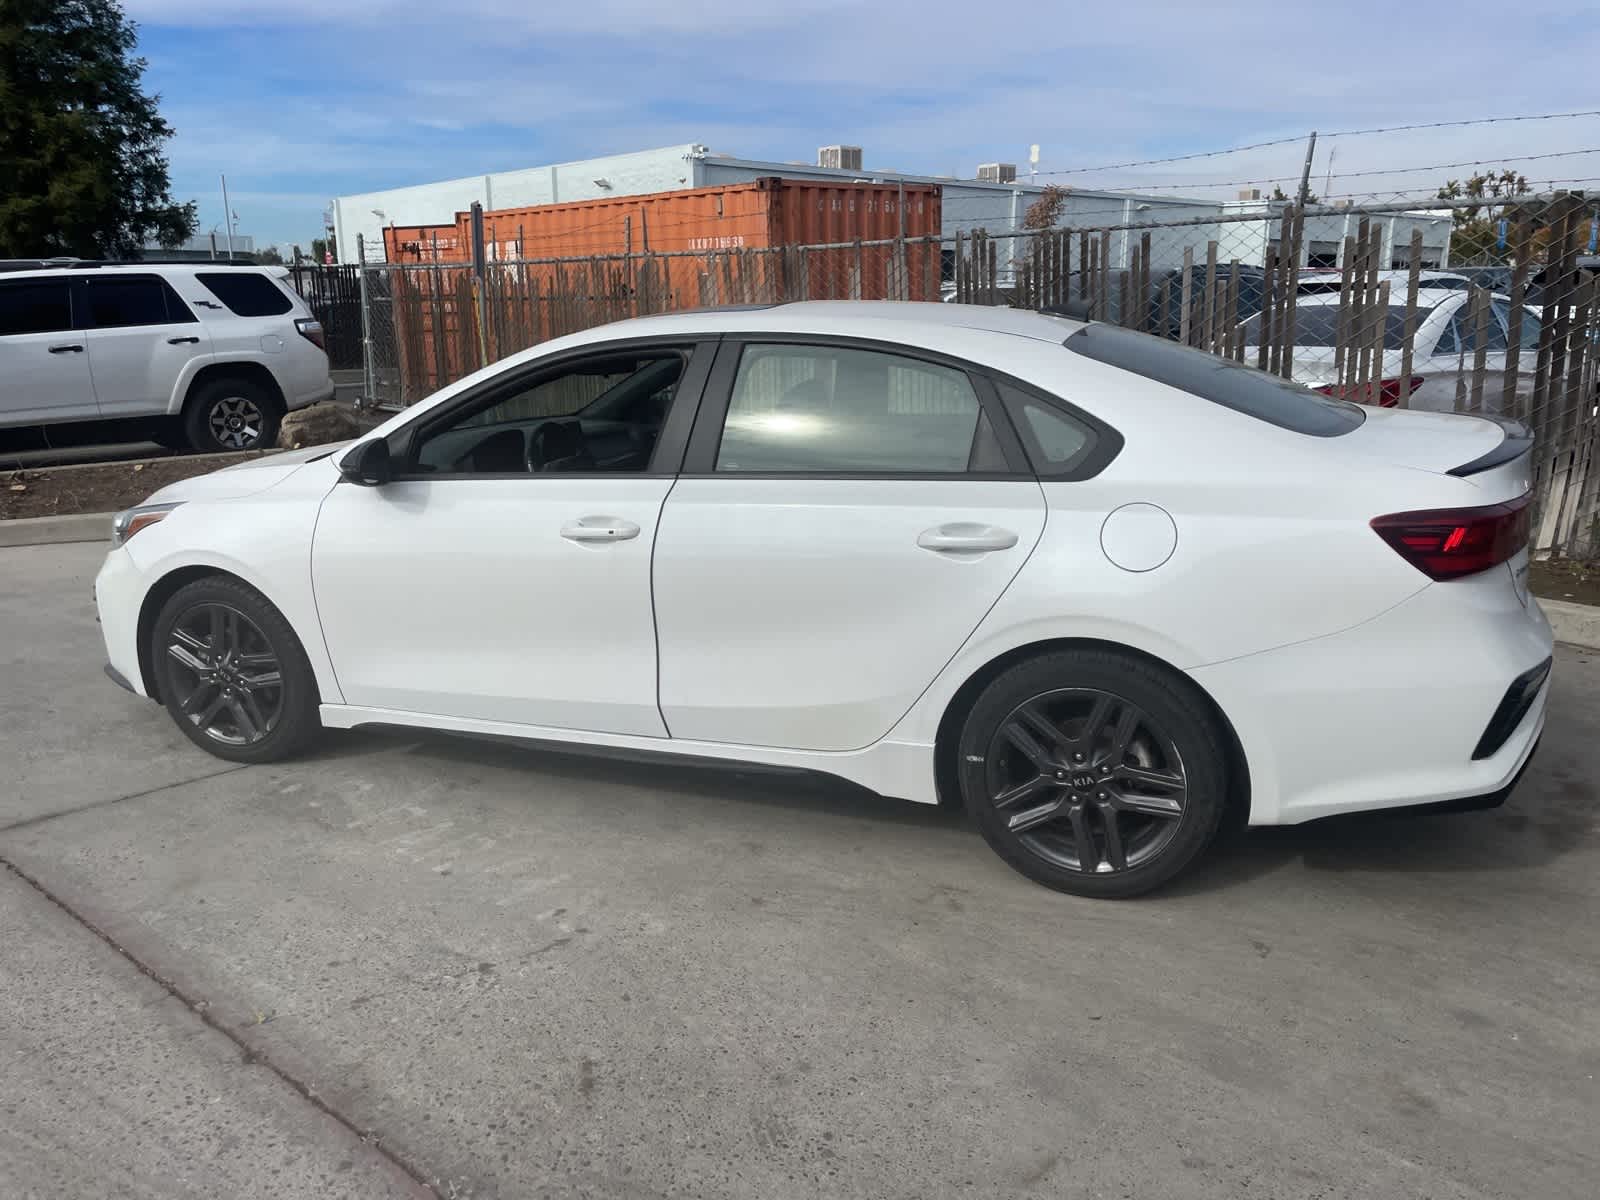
[651,474,681,739]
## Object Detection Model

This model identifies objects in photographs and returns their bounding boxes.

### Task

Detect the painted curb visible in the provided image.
[0,512,114,547]
[1541,598,1600,652]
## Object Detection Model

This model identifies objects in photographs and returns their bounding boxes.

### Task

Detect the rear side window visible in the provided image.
[995,381,1096,474]
[1066,324,1364,437]
[195,271,294,317]
[86,276,196,328]
[715,344,994,473]
[0,281,73,335]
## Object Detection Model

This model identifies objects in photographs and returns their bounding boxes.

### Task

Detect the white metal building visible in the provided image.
[332,144,1453,274]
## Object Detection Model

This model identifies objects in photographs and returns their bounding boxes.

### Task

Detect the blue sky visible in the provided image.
[125,0,1600,251]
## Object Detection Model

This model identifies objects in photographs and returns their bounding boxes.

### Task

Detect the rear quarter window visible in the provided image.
[1064,324,1364,437]
[194,271,295,317]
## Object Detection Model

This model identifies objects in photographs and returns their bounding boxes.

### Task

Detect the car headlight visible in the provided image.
[111,502,184,547]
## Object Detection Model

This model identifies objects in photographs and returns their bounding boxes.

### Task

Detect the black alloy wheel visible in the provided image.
[985,689,1187,875]
[164,602,284,746]
[152,576,321,763]
[958,649,1228,898]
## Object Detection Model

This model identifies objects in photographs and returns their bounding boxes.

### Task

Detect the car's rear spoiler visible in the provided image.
[1448,415,1533,477]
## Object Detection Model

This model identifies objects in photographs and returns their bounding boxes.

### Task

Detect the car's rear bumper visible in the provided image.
[288,376,336,412]
[1190,567,1553,825]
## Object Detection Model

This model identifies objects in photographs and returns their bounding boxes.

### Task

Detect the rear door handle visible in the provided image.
[917,523,1019,554]
[167,335,200,345]
[48,343,84,354]
[560,516,641,544]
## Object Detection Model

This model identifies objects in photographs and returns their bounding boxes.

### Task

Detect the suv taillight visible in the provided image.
[1370,494,1530,581]
[294,317,326,352]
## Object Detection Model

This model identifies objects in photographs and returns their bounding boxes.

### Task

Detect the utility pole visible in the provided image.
[1296,131,1318,207]
[221,174,236,260]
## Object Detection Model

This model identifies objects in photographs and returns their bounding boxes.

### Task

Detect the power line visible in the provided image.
[1034,109,1600,179]
[1095,148,1600,194]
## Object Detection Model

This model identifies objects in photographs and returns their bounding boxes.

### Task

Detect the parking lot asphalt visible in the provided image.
[3,540,1597,1200]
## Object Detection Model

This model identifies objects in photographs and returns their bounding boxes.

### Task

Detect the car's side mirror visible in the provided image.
[339,438,392,487]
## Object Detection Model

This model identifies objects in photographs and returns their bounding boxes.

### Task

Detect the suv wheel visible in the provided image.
[184,376,282,453]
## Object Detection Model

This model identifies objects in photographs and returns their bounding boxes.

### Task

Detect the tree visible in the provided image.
[1436,170,1533,263]
[256,246,284,265]
[1269,184,1319,205]
[310,237,331,264]
[0,0,196,258]
[1021,184,1070,230]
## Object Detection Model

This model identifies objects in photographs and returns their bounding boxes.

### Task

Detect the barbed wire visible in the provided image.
[1031,109,1600,180]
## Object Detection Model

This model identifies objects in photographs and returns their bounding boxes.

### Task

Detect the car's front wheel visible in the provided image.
[957,648,1230,898]
[152,576,321,763]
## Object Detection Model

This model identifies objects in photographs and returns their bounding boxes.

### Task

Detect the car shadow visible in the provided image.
[322,725,967,832]
[1168,765,1596,896]
[308,726,1594,893]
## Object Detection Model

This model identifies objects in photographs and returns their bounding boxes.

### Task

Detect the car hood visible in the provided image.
[141,443,350,505]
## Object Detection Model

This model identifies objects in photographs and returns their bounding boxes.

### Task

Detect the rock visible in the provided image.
[278,403,362,449]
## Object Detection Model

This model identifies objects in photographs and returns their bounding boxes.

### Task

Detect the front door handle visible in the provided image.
[48,343,84,354]
[167,335,201,345]
[560,516,641,544]
[917,523,1019,554]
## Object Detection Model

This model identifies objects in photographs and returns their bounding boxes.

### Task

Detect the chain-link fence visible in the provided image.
[287,190,1600,558]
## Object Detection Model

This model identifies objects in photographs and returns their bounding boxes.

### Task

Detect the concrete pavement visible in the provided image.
[3,540,1598,1199]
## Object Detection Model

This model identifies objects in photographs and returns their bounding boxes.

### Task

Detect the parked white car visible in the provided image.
[0,263,333,451]
[94,303,1551,897]
[1244,288,1543,412]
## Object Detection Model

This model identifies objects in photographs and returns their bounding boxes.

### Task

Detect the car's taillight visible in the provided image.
[1314,377,1424,408]
[294,317,326,352]
[1370,494,1531,581]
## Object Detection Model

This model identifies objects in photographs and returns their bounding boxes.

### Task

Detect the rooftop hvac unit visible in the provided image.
[818,145,864,172]
[978,163,1018,183]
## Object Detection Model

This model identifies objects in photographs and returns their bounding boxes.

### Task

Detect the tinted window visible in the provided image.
[996,381,1094,473]
[413,352,684,475]
[1066,324,1364,437]
[0,281,73,335]
[195,272,294,317]
[716,344,986,473]
[86,276,194,327]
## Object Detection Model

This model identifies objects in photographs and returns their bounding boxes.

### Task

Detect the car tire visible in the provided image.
[183,376,282,453]
[956,648,1229,899]
[151,576,321,764]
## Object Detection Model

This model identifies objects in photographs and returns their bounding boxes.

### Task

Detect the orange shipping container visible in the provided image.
[385,176,941,264]
[380,177,943,397]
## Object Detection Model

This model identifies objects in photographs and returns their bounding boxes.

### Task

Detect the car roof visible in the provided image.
[0,262,274,282]
[1291,287,1488,309]
[566,300,1087,345]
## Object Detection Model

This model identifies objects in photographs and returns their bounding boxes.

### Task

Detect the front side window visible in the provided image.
[0,281,72,335]
[715,344,994,473]
[411,351,685,475]
[86,276,196,328]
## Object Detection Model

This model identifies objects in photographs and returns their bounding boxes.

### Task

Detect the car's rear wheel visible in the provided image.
[152,577,320,763]
[183,376,281,453]
[957,649,1229,898]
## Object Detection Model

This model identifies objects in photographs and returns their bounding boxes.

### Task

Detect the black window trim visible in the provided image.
[378,335,719,482]
[679,332,1112,481]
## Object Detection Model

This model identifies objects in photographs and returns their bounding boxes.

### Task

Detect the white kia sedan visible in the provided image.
[94,303,1552,898]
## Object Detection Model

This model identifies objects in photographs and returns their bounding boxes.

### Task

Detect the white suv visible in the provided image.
[0,263,333,452]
